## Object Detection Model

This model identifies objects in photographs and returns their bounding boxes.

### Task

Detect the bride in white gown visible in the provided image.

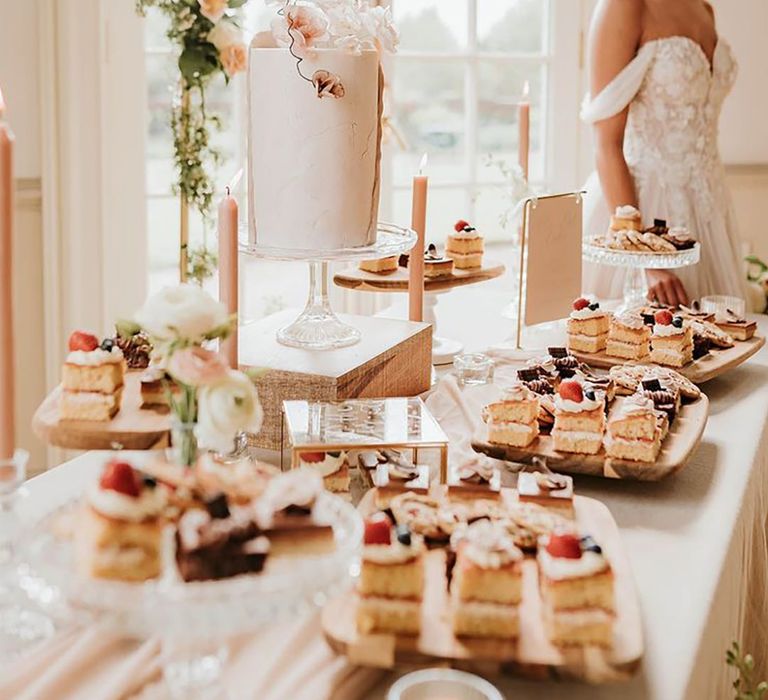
[581,0,746,306]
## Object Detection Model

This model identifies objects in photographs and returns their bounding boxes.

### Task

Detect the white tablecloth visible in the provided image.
[4,313,768,700]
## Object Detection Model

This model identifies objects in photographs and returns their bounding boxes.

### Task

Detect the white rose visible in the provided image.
[208,19,243,51]
[135,284,230,347]
[197,370,264,453]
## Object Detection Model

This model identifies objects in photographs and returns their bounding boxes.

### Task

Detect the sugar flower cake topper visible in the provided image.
[264,0,398,98]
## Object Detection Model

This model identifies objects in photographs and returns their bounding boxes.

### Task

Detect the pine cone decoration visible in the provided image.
[115,331,152,369]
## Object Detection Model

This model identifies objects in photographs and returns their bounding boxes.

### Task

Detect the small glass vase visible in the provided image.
[171,420,198,468]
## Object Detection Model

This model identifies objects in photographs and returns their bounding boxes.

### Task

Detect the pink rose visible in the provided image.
[167,347,228,387]
[271,5,329,58]
[220,44,247,77]
[198,0,227,24]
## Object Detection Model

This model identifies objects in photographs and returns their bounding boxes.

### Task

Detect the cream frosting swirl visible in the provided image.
[450,228,481,239]
[555,392,602,413]
[501,381,535,402]
[614,205,641,219]
[87,482,166,522]
[615,394,655,417]
[653,322,686,337]
[613,312,645,330]
[66,347,124,366]
[570,306,607,320]
[363,535,425,564]
[538,547,609,580]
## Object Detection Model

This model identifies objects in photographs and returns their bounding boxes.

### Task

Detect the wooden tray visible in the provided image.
[333,260,505,294]
[472,394,708,481]
[322,489,643,682]
[571,334,765,384]
[32,371,170,450]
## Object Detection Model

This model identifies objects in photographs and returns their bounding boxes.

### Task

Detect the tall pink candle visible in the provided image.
[518,81,530,181]
[409,154,428,323]
[218,185,239,368]
[0,88,15,459]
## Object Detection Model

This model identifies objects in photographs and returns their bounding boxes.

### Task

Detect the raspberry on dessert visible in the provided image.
[654,310,673,326]
[68,330,100,352]
[99,460,141,498]
[572,297,590,311]
[299,452,326,464]
[558,380,583,403]
[454,219,470,232]
[364,512,392,545]
[546,532,582,559]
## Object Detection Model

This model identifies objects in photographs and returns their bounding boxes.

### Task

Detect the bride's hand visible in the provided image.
[646,270,690,307]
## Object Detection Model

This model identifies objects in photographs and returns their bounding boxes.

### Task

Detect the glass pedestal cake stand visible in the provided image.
[21,493,362,698]
[582,243,701,313]
[240,223,417,350]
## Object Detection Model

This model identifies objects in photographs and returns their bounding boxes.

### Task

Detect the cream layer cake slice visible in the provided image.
[357,513,425,635]
[604,395,662,463]
[650,310,693,368]
[713,309,757,341]
[609,204,642,232]
[566,298,610,354]
[359,256,398,274]
[484,382,540,448]
[516,471,574,518]
[606,312,651,360]
[447,457,501,501]
[450,519,523,638]
[295,450,351,494]
[445,219,484,269]
[370,449,430,508]
[537,531,615,647]
[551,380,606,455]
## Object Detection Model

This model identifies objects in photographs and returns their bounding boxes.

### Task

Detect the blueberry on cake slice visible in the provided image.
[551,380,606,455]
[537,531,614,647]
[566,298,610,354]
[76,459,167,581]
[483,382,540,448]
[606,312,651,360]
[604,394,663,463]
[450,520,523,639]
[296,450,351,495]
[650,310,693,368]
[357,513,425,635]
[445,219,484,270]
[61,331,125,421]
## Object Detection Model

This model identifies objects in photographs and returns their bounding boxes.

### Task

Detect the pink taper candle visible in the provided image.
[518,81,530,181]
[0,88,15,459]
[408,154,428,323]
[218,183,239,368]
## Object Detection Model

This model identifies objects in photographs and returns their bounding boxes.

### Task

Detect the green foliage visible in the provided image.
[187,246,219,286]
[727,642,768,700]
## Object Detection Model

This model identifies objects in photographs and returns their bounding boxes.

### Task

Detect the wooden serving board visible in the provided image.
[333,260,505,294]
[571,334,765,384]
[32,371,170,450]
[471,394,708,481]
[322,489,643,682]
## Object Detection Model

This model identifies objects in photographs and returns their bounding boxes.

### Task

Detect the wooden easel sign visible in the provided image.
[515,192,583,347]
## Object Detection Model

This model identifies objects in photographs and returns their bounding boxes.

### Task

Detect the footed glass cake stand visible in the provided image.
[240,223,417,350]
[22,493,362,698]
[582,243,701,313]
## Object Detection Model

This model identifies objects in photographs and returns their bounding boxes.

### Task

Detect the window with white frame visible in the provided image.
[142,0,582,308]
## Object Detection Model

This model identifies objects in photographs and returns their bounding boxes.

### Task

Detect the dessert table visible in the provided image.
[3,309,768,700]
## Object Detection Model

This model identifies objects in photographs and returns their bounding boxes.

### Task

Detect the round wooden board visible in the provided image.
[322,489,643,682]
[333,260,506,294]
[32,371,170,450]
[471,394,708,481]
[571,334,765,384]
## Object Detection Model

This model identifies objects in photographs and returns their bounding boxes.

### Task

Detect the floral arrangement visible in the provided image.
[135,0,250,282]
[132,284,263,465]
[258,0,398,97]
[726,641,767,699]
[745,255,768,313]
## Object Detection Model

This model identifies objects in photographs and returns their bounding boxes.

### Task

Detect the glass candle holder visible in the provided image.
[453,353,494,387]
[701,295,746,320]
[387,669,504,700]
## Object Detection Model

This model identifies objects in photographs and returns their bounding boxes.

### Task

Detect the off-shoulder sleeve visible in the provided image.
[580,43,657,123]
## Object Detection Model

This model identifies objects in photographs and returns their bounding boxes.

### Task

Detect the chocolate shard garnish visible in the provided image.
[516,368,541,382]
[205,492,230,519]
[547,347,569,359]
[641,379,663,391]
[642,313,656,326]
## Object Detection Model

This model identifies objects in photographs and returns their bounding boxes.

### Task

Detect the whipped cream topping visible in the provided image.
[555,392,602,413]
[616,394,655,416]
[614,205,641,219]
[570,305,607,320]
[449,228,481,239]
[538,547,609,580]
[298,451,346,478]
[456,457,496,484]
[501,381,535,402]
[66,347,124,366]
[363,535,425,564]
[653,322,686,337]
[452,520,522,569]
[714,309,747,324]
[87,482,166,522]
[613,312,645,330]
[526,356,557,375]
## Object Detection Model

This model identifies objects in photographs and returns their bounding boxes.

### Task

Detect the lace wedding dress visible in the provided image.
[581,36,746,301]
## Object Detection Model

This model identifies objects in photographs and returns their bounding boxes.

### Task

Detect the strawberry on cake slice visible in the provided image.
[445,219,484,270]
[61,331,126,421]
[551,380,606,455]
[296,450,351,495]
[650,310,693,368]
[566,298,610,354]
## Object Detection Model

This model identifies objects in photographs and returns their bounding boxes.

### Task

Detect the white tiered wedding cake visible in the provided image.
[247,1,397,252]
